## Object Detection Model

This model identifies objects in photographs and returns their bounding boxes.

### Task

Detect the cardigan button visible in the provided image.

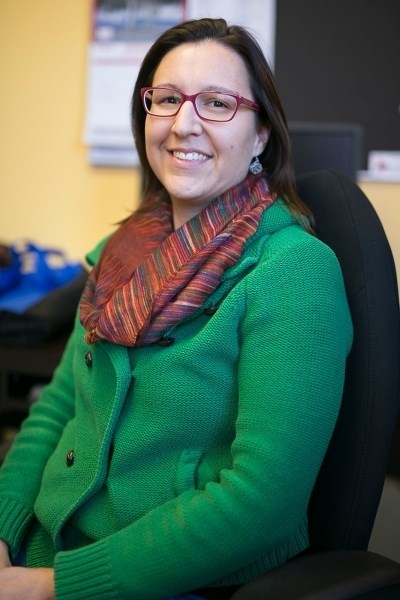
[157,336,175,347]
[66,450,75,467]
[84,351,93,367]
[204,306,217,315]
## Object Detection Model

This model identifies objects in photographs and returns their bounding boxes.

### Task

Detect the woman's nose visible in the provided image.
[170,100,203,136]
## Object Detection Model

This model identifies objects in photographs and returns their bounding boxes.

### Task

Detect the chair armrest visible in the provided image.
[230,550,400,599]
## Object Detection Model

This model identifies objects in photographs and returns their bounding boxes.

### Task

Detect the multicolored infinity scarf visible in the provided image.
[79,173,275,346]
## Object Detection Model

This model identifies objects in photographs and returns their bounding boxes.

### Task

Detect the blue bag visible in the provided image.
[0,242,85,314]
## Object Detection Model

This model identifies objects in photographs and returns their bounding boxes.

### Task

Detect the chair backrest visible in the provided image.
[295,170,400,551]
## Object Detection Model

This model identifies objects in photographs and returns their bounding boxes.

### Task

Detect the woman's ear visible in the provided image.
[253,126,270,156]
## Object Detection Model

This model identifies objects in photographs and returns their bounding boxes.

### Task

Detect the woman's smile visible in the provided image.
[171,150,209,163]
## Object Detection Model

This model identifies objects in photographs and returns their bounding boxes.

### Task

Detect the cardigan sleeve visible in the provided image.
[53,230,353,600]
[0,330,77,557]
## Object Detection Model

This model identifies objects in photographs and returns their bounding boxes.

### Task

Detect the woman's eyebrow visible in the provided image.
[152,82,239,95]
[201,85,239,94]
[151,82,179,89]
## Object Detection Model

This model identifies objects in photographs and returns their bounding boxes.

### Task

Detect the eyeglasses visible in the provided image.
[141,87,260,122]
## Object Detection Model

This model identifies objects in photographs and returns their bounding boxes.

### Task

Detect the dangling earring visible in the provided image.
[249,156,263,175]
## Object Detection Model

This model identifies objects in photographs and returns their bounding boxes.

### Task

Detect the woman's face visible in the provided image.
[144,40,269,226]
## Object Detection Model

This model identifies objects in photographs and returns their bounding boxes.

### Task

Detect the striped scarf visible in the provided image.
[79,173,275,347]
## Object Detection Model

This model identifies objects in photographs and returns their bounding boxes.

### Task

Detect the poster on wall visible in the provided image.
[84,0,186,166]
[84,0,276,167]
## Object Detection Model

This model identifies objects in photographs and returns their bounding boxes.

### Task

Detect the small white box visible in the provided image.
[368,151,400,174]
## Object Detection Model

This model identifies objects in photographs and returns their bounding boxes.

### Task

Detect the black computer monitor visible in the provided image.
[288,122,363,181]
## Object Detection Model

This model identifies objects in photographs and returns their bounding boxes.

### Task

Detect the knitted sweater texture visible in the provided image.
[0,201,353,599]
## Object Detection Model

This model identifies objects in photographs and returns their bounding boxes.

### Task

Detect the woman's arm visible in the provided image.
[0,330,77,557]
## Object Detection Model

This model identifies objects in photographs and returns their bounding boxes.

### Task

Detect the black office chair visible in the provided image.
[232,170,400,599]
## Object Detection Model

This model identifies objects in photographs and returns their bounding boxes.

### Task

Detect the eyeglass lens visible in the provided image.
[143,89,238,122]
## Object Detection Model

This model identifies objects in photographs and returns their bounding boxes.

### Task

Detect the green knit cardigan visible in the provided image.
[0,201,353,600]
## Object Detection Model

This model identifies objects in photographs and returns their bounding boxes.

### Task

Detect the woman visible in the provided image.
[0,18,352,600]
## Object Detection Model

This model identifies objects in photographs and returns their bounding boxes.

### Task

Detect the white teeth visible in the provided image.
[173,151,207,161]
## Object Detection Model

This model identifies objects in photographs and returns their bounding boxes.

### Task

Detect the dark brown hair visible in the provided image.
[131,18,312,227]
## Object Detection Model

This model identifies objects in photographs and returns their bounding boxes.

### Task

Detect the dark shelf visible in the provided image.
[0,333,69,414]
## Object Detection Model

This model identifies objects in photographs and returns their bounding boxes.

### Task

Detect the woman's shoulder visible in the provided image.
[253,200,322,254]
[254,200,344,279]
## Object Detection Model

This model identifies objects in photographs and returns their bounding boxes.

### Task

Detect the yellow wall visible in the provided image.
[1,1,399,289]
[0,0,140,262]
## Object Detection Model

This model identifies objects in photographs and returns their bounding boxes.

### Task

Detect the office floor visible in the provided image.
[369,475,400,563]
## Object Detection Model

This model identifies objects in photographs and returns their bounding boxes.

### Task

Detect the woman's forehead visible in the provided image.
[152,40,251,93]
